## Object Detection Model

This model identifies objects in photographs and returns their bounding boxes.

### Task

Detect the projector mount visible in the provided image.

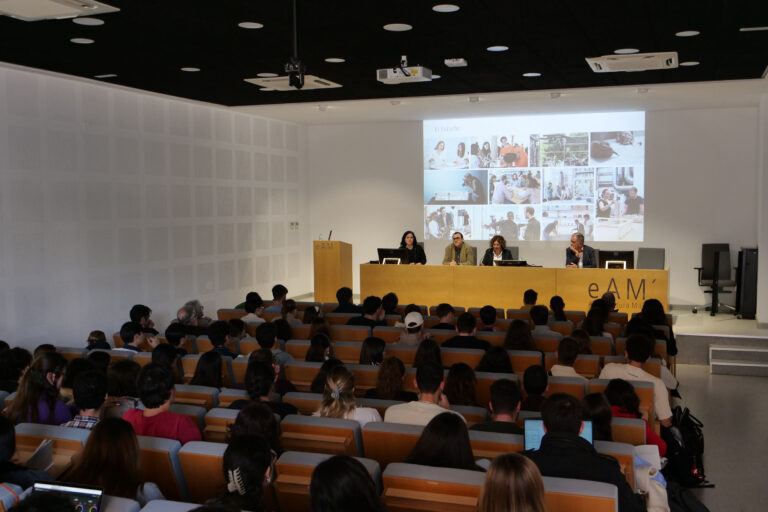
[284,0,305,89]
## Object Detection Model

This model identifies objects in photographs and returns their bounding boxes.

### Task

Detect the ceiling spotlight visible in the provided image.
[238,22,264,29]
[70,38,94,44]
[325,57,345,63]
[432,74,441,79]
[432,4,460,12]
[94,73,117,79]
[318,105,328,111]
[522,72,541,77]
[383,23,412,32]
[259,88,276,91]
[740,26,768,32]
[73,17,104,26]
[675,30,700,37]
[550,92,561,99]
[256,72,278,78]
[180,67,200,72]
[637,87,649,94]
[469,96,479,103]
[680,61,700,67]
[487,45,509,52]
[390,100,401,105]
[614,48,639,54]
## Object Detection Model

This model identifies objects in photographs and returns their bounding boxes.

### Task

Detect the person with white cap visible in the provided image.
[399,312,429,347]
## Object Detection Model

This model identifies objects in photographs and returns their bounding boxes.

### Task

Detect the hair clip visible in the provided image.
[331,387,340,400]
[227,467,246,495]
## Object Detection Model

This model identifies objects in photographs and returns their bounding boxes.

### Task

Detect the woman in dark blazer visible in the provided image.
[400,230,427,265]
[480,235,513,266]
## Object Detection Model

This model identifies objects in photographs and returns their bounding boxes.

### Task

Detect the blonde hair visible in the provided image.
[317,366,356,419]
[479,453,547,512]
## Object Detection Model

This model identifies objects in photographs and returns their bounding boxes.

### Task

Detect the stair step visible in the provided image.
[709,345,768,363]
[710,359,768,377]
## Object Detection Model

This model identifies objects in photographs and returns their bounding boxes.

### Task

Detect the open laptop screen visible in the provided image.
[32,482,103,511]
[524,419,593,450]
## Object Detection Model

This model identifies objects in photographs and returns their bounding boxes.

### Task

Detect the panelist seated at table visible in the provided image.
[400,230,427,265]
[565,233,596,268]
[442,232,475,266]
[480,235,514,266]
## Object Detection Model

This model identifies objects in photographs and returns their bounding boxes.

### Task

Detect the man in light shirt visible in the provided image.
[549,337,587,383]
[384,361,464,426]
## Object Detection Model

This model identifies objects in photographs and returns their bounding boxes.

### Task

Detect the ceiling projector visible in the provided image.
[377,55,432,84]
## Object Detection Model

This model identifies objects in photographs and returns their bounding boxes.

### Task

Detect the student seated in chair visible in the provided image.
[478,306,499,332]
[470,378,524,435]
[116,321,159,353]
[241,292,266,324]
[432,303,457,331]
[61,370,107,430]
[122,363,202,445]
[399,311,429,347]
[228,361,297,419]
[0,415,53,488]
[264,284,288,314]
[549,337,588,383]
[346,296,386,328]
[255,322,293,370]
[520,366,548,412]
[442,313,491,351]
[165,322,189,358]
[207,320,238,359]
[333,286,363,314]
[521,289,537,311]
[530,306,562,340]
[384,361,464,427]
[523,393,644,512]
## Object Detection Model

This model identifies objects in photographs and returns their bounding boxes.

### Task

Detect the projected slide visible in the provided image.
[423,112,645,242]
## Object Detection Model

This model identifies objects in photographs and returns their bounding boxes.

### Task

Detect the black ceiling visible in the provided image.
[1,0,766,107]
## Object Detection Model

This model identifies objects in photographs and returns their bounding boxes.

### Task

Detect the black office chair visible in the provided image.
[693,243,736,315]
[508,246,520,260]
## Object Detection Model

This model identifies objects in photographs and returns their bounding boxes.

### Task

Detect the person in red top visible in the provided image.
[605,378,666,456]
[122,363,201,445]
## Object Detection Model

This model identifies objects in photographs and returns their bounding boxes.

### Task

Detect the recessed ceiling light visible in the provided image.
[260,88,276,91]
[383,23,412,32]
[181,67,200,72]
[432,4,460,12]
[256,72,278,78]
[680,61,700,66]
[432,74,441,79]
[238,22,263,29]
[675,30,700,37]
[522,72,541,77]
[73,17,104,26]
[94,73,117,79]
[487,45,509,52]
[740,26,768,32]
[614,48,639,54]
[325,57,345,63]
[70,38,94,44]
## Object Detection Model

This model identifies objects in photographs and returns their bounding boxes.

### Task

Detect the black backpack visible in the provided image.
[662,406,713,488]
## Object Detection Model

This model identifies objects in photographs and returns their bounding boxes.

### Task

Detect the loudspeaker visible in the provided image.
[735,248,758,319]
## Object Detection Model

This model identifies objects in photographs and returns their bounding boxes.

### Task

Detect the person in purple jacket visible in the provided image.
[4,352,73,425]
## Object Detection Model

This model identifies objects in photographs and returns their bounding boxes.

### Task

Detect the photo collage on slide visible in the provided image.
[424,126,645,243]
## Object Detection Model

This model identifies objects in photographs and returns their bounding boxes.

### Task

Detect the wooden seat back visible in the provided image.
[280,415,362,456]
[178,441,226,503]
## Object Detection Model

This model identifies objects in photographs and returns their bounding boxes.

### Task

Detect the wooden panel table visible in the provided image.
[360,264,668,314]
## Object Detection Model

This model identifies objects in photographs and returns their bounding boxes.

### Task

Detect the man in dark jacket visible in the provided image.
[524,393,645,512]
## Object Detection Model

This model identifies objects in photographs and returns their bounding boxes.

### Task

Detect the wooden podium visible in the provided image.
[313,241,352,303]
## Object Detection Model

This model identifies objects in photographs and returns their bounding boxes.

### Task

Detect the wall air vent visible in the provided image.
[0,0,118,21]
[244,75,342,91]
[586,52,678,73]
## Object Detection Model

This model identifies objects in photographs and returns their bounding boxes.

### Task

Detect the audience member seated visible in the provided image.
[310,359,344,394]
[130,304,157,335]
[229,361,297,418]
[314,366,381,427]
[0,415,52,488]
[521,289,538,310]
[624,318,679,392]
[478,306,499,332]
[310,455,384,512]
[549,295,567,322]
[229,318,247,343]
[364,357,418,402]
[384,361,464,426]
[382,292,399,316]
[248,349,297,397]
[346,296,386,328]
[444,363,478,406]
[599,334,673,427]
[475,346,514,374]
[241,292,266,324]
[520,366,548,412]
[116,321,159,353]
[359,337,386,366]
[86,350,110,375]
[581,393,613,442]
[333,287,363,314]
[570,328,592,354]
[86,330,111,351]
[204,434,274,512]
[5,352,72,425]
[503,320,536,352]
[273,318,294,352]
[190,351,223,389]
[405,412,484,471]
[165,323,189,357]
[33,344,56,359]
[62,418,164,505]
[637,299,677,356]
[208,320,238,359]
[399,312,428,346]
[549,337,588,382]
[523,393,644,512]
[602,292,618,313]
[103,359,141,419]
[605,379,667,456]
[302,305,322,324]
[443,313,491,351]
[394,304,421,328]
[185,299,212,325]
[61,370,107,430]
[308,317,332,339]
[228,402,280,452]
[480,453,546,512]
[175,304,209,337]
[583,305,611,340]
[256,322,293,369]
[264,284,288,314]
[0,347,32,393]
[152,343,182,383]
[306,334,333,362]
[59,357,95,405]
[281,299,301,325]
[470,379,523,435]
[122,363,202,444]
[432,303,456,330]
[530,306,562,340]
[9,489,71,510]
[413,339,442,369]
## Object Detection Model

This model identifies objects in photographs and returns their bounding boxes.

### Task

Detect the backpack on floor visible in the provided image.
[666,481,711,512]
[662,406,713,488]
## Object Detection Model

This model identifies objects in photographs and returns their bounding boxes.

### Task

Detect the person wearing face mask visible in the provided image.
[399,230,427,265]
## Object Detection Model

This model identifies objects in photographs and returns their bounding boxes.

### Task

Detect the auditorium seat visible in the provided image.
[286,340,310,360]
[429,306,465,317]
[101,496,140,512]
[262,311,282,322]
[348,363,379,394]
[137,435,189,501]
[533,335,561,353]
[334,341,366,364]
[384,344,417,366]
[475,331,505,346]
[280,414,363,456]
[0,391,8,409]
[325,313,358,326]
[283,392,322,415]
[506,308,533,325]
[216,308,246,321]
[607,312,629,328]
[590,379,655,422]
[15,423,90,478]
[57,346,86,362]
[230,356,247,386]
[329,324,371,342]
[422,315,440,329]
[3,392,14,407]
[451,405,488,426]
[595,440,635,489]
[441,348,485,368]
[604,322,622,340]
[174,384,220,410]
[614,337,626,355]
[237,337,260,355]
[468,430,524,459]
[296,301,321,312]
[423,329,456,345]
[610,417,647,446]
[516,410,541,427]
[468,307,504,319]
[191,336,214,353]
[564,310,587,325]
[475,371,518,406]
[178,441,227,503]
[202,408,239,443]
[132,353,153,368]
[508,350,543,374]
[396,304,427,316]
[589,336,614,357]
[217,387,248,408]
[170,404,206,431]
[91,348,136,363]
[382,462,485,512]
[138,500,198,512]
[373,326,405,344]
[322,302,339,313]
[275,451,381,512]
[543,476,618,512]
[494,318,513,331]
[650,337,668,360]
[385,314,402,327]
[548,321,574,337]
[291,324,311,339]
[0,483,22,512]
[284,361,322,391]
[357,397,403,418]
[631,312,673,327]
[543,353,600,378]
[361,421,422,469]
[545,376,587,399]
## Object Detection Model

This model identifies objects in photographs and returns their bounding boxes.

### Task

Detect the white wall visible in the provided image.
[307,106,761,307]
[0,66,312,349]
[758,96,768,326]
